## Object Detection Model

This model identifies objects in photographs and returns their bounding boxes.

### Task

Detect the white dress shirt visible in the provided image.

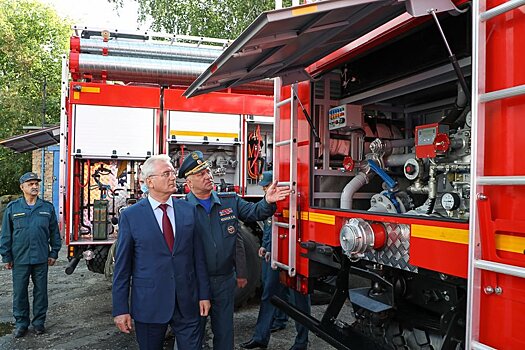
[147,196,176,240]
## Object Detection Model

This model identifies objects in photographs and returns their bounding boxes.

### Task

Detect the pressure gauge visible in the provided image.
[441,192,461,211]
[465,111,472,128]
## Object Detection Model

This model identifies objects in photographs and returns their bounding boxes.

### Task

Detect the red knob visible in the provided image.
[434,133,450,154]
[343,156,355,172]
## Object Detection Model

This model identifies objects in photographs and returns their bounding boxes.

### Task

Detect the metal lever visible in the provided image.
[428,9,471,102]
[291,85,320,142]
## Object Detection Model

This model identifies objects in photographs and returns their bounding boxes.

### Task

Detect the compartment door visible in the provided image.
[73,105,156,159]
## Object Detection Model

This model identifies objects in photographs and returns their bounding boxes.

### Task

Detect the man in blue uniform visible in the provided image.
[179,151,290,350]
[0,172,62,338]
[240,171,310,350]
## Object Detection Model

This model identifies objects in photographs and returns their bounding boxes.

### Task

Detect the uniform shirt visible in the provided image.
[186,191,276,278]
[196,197,212,214]
[147,196,176,240]
[0,197,61,264]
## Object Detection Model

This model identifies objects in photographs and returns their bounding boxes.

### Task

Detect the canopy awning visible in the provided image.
[184,0,457,98]
[0,125,60,153]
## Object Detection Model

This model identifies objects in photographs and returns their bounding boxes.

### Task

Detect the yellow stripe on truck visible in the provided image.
[411,224,469,245]
[170,130,238,138]
[273,215,525,254]
[292,5,318,16]
[411,224,525,254]
[73,87,100,100]
[282,210,335,225]
[308,212,335,225]
[81,87,100,93]
[495,234,525,254]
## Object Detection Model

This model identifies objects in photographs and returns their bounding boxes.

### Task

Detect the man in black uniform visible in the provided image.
[179,151,290,350]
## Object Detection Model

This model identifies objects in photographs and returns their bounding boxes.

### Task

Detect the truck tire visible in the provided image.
[235,223,261,308]
[86,245,110,274]
[104,240,118,279]
[353,307,464,350]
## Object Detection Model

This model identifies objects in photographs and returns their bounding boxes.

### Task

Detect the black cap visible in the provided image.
[19,172,41,184]
[178,151,210,178]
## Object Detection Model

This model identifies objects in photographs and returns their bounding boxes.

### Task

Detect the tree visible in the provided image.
[0,0,70,195]
[111,0,290,39]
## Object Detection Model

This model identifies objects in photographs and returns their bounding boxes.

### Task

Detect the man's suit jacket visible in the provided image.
[112,197,210,323]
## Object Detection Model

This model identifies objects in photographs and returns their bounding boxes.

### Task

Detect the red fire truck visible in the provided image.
[59,27,275,305]
[185,0,525,349]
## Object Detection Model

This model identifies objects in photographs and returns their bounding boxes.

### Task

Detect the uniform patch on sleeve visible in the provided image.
[219,208,233,216]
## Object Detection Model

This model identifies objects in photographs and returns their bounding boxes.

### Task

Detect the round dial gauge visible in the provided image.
[441,192,461,211]
[465,111,472,128]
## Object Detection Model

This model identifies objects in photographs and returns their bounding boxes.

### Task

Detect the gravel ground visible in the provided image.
[0,246,351,350]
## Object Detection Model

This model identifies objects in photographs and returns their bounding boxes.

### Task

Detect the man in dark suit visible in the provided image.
[112,154,211,350]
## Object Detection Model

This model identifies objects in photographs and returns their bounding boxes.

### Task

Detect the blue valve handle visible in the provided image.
[367,159,397,190]
[368,159,401,213]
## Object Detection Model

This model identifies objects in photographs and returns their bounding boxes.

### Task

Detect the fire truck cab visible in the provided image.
[186,0,525,349]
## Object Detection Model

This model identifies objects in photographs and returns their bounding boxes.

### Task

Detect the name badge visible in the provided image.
[220,215,236,222]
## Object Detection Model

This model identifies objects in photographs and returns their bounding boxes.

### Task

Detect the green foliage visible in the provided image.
[112,0,291,39]
[0,0,70,195]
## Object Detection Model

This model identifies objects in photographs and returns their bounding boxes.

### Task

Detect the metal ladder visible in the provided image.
[271,77,299,277]
[467,1,525,349]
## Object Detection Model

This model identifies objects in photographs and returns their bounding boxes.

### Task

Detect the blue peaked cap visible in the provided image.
[259,171,273,187]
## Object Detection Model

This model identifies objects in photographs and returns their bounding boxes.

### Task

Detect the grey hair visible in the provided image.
[140,154,173,181]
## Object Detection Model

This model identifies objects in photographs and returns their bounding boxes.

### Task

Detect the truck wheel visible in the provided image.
[86,245,110,274]
[235,223,261,308]
[353,307,464,350]
[104,240,118,279]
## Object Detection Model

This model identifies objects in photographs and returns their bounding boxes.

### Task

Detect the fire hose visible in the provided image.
[247,125,264,179]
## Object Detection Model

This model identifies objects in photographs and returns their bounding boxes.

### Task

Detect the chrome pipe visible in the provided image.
[75,38,223,63]
[72,53,273,92]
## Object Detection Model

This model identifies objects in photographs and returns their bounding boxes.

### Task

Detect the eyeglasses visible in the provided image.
[149,170,176,178]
